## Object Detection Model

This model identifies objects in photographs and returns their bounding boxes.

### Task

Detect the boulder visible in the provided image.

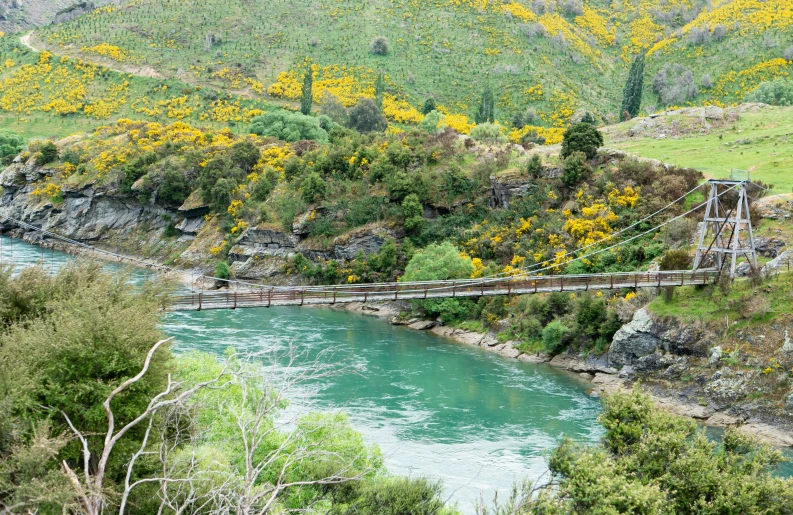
[709,346,723,365]
[763,250,793,275]
[782,330,793,354]
[786,392,793,412]
[408,320,437,331]
[608,309,660,368]
[518,353,552,364]
[498,341,522,359]
[706,413,743,426]
[755,237,785,258]
[608,308,706,369]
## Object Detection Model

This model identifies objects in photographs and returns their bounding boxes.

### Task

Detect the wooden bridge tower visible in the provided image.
[692,179,758,280]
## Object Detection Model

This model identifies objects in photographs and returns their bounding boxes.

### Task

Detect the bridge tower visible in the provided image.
[692,179,757,280]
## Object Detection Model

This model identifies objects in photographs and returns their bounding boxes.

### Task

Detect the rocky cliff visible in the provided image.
[0,157,394,282]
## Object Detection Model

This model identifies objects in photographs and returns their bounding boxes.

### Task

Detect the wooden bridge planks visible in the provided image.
[167,270,717,311]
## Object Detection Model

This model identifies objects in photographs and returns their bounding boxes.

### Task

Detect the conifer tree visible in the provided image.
[422,97,436,115]
[475,86,495,124]
[300,67,314,116]
[374,72,386,108]
[620,54,645,120]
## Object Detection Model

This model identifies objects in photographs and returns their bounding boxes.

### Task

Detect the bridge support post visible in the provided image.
[693,180,758,280]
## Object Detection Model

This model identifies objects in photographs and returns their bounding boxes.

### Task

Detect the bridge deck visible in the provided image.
[168,270,717,311]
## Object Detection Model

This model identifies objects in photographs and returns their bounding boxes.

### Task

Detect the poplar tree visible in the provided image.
[620,54,645,120]
[475,86,495,124]
[300,67,314,116]
[374,71,386,108]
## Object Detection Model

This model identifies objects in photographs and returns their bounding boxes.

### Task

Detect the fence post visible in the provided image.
[507,279,511,295]
[198,292,202,311]
[560,275,564,292]
[333,289,336,304]
[394,284,398,301]
[268,288,272,308]
[364,290,368,303]
[452,281,456,298]
[301,289,305,306]
[585,275,589,291]
[658,272,662,287]
[233,292,237,310]
[424,285,428,299]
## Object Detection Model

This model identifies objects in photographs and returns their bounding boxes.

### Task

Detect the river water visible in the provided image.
[1,234,790,512]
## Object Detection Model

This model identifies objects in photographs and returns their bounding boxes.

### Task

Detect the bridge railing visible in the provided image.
[167,270,718,311]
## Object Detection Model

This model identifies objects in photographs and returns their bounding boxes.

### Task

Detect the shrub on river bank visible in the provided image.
[481,388,793,514]
[0,263,455,514]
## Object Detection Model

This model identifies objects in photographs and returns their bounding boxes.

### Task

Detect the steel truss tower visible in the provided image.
[692,180,758,280]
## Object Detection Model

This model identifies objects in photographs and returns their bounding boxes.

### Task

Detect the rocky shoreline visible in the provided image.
[337,301,793,448]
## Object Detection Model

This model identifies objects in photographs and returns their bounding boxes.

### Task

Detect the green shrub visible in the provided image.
[542,319,571,353]
[659,249,693,270]
[401,242,475,322]
[349,97,387,134]
[250,110,328,143]
[422,97,436,115]
[300,172,327,203]
[0,130,26,165]
[230,140,261,172]
[158,167,190,206]
[370,36,389,55]
[38,141,59,165]
[561,122,603,160]
[250,167,280,201]
[561,151,591,187]
[342,476,447,515]
[526,153,542,178]
[401,193,424,235]
[418,110,443,133]
[744,79,793,106]
[469,123,507,144]
[214,260,230,279]
[121,151,157,194]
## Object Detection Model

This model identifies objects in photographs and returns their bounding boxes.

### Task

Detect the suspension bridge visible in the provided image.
[0,179,763,311]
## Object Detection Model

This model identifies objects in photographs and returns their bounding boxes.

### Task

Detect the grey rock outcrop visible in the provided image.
[608,308,707,369]
[0,160,174,243]
[762,249,793,275]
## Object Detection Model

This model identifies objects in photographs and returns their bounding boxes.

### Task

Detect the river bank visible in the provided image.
[336,301,793,448]
[2,224,792,449]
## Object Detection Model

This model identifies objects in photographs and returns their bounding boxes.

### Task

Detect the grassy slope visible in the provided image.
[605,105,793,191]
[24,0,793,127]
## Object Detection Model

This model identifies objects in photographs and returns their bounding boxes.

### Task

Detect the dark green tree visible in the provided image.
[561,151,591,187]
[374,71,386,108]
[38,141,59,165]
[401,193,424,235]
[561,122,603,160]
[300,68,314,115]
[422,97,436,115]
[300,172,327,203]
[475,86,495,124]
[349,97,387,134]
[158,168,189,206]
[620,53,645,120]
[526,153,542,178]
[230,140,261,172]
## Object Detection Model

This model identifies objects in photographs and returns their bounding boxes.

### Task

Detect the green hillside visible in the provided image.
[606,105,793,191]
[3,0,788,137]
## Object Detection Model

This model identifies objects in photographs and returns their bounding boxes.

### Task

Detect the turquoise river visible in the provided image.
[1,234,790,513]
